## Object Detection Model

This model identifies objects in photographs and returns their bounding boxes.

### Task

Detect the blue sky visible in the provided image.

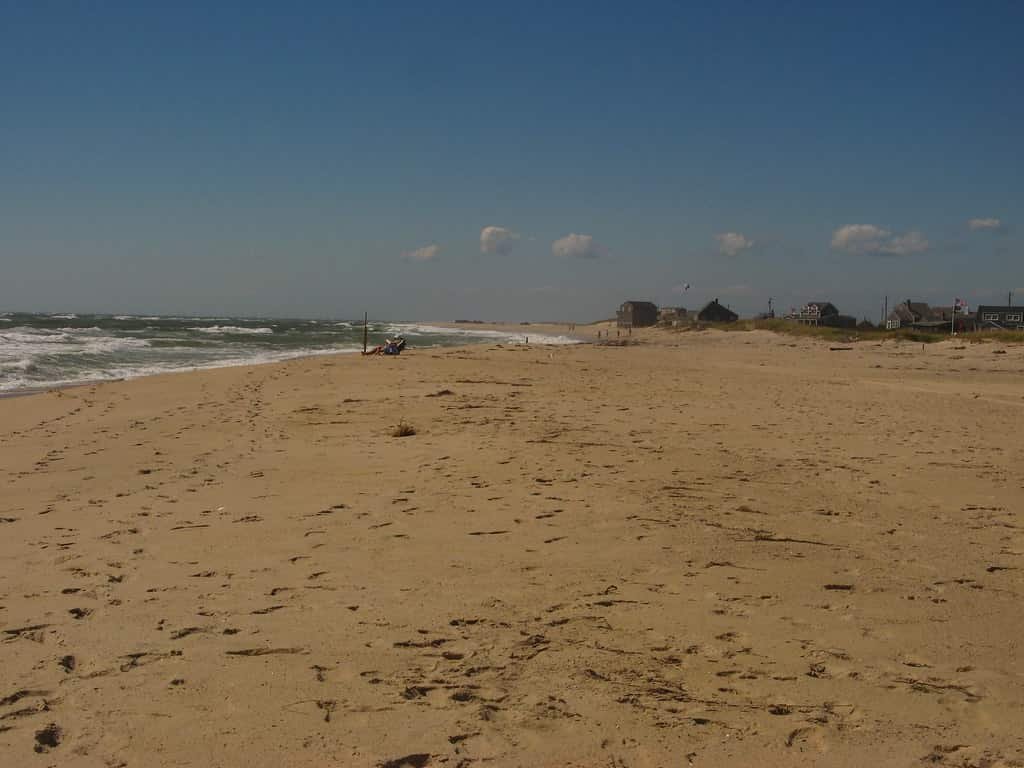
[2,1,1021,321]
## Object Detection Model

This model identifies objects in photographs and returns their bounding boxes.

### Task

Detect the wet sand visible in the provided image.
[2,330,1023,767]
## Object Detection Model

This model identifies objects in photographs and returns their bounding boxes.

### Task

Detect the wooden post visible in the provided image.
[363,312,368,354]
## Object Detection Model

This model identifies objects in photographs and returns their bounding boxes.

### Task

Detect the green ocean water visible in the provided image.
[0,313,577,391]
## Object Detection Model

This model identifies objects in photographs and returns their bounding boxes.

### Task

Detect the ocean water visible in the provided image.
[0,313,578,392]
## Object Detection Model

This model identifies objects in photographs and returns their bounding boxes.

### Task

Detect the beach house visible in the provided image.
[617,301,659,328]
[697,299,738,323]
[976,305,1024,330]
[793,301,839,326]
[886,300,974,331]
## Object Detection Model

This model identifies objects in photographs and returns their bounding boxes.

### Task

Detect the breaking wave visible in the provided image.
[0,313,581,392]
[189,325,275,335]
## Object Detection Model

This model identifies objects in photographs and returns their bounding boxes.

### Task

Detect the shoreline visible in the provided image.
[0,347,363,399]
[10,314,1017,400]
[2,319,1013,400]
[0,323,586,399]
[0,380,119,399]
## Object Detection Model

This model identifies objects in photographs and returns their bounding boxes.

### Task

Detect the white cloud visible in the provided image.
[552,233,603,259]
[830,224,887,253]
[401,243,441,262]
[716,232,754,257]
[830,224,928,256]
[968,217,1002,231]
[480,226,520,256]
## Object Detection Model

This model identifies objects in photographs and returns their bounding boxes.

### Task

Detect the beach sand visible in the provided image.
[2,329,1022,767]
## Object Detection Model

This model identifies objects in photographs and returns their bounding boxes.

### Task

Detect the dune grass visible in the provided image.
[391,420,417,437]
[679,318,1024,344]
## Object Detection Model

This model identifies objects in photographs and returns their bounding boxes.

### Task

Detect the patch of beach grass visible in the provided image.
[391,420,416,437]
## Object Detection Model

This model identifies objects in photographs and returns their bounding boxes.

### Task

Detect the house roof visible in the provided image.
[896,300,964,322]
[977,305,1024,313]
[698,299,738,316]
[889,305,915,322]
[621,300,657,310]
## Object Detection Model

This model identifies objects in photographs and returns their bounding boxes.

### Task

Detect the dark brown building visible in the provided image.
[697,299,738,323]
[821,313,857,329]
[617,301,659,328]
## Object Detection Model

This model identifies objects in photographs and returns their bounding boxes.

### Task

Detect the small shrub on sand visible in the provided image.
[391,420,416,437]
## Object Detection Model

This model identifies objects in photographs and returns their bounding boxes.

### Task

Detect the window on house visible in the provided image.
[981,312,999,321]
[1006,313,1023,322]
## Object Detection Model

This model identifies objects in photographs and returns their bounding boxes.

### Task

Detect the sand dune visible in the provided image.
[1,330,1022,767]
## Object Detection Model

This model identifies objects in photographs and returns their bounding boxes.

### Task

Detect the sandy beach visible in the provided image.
[2,329,1023,767]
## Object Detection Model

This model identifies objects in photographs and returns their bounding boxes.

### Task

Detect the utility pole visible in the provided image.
[882,295,888,327]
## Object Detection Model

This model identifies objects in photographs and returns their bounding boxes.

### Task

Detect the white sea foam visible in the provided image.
[1,329,73,344]
[0,345,361,392]
[48,313,78,319]
[190,325,275,335]
[0,329,151,360]
[386,323,580,345]
[79,337,152,354]
[0,358,35,372]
